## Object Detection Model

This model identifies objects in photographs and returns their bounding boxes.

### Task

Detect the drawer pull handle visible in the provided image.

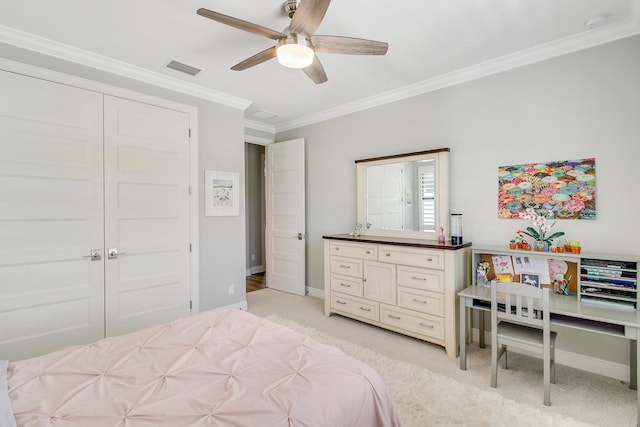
[411,276,427,281]
[388,314,401,320]
[427,257,433,261]
[385,253,391,257]
[359,307,372,312]
[339,265,351,269]
[336,300,347,305]
[412,299,427,304]
[340,283,351,288]
[419,323,434,329]
[335,247,340,251]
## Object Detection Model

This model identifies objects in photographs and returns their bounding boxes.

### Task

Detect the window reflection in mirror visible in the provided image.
[356,149,449,240]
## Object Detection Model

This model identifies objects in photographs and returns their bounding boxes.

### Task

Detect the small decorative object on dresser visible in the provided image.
[323,234,471,358]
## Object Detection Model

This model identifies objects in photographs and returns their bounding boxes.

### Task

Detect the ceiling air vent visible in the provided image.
[166,60,202,76]
[248,110,279,120]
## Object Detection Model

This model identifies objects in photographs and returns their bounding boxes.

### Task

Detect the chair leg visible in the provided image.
[491,340,498,388]
[551,347,556,384]
[544,349,551,406]
[544,371,551,406]
[501,345,508,369]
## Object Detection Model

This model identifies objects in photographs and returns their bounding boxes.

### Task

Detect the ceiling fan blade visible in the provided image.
[231,47,277,71]
[197,8,286,40]
[289,0,331,36]
[311,35,388,55]
[302,55,328,84]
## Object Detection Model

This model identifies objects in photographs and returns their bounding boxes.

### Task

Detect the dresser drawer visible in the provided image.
[378,245,444,269]
[330,292,379,322]
[397,286,444,317]
[397,265,444,292]
[380,305,444,340]
[329,242,377,260]
[330,273,363,297]
[330,256,363,278]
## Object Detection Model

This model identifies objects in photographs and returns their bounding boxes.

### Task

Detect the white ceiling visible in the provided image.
[1,0,639,133]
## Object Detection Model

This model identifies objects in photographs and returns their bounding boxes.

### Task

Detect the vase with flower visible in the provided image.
[518,208,565,252]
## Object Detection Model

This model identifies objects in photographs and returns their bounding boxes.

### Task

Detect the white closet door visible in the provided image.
[103,96,191,336]
[0,70,105,360]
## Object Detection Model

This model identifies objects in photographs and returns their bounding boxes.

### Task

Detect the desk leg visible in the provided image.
[479,310,486,348]
[635,339,639,427]
[459,299,467,370]
[631,339,637,390]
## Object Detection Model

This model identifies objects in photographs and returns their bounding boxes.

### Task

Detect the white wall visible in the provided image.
[0,42,248,312]
[276,35,640,369]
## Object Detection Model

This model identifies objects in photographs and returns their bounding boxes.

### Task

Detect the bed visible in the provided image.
[1,308,400,426]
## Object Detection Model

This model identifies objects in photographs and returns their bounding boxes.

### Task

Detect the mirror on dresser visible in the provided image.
[356,148,450,240]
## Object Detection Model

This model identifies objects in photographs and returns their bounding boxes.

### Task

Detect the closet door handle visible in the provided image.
[83,249,103,261]
[108,248,127,259]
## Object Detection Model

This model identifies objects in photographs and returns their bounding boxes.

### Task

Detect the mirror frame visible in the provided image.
[356,148,449,240]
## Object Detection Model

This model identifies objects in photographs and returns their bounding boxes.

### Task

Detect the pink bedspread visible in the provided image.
[7,309,400,426]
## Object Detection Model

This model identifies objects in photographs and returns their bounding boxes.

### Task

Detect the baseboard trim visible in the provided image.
[214,300,248,312]
[306,287,324,299]
[245,266,265,276]
[472,328,629,382]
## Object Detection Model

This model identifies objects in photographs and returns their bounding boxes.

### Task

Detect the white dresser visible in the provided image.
[324,235,471,357]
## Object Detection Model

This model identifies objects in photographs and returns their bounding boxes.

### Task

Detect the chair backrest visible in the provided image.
[491,282,550,330]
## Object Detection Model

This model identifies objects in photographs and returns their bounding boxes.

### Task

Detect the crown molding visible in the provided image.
[274,13,640,133]
[244,119,276,134]
[0,25,252,111]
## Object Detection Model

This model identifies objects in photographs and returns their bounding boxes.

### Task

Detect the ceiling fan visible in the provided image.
[197,0,388,84]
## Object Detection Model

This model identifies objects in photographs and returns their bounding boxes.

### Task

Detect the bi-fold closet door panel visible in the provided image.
[0,71,192,361]
[103,96,191,337]
[0,70,105,360]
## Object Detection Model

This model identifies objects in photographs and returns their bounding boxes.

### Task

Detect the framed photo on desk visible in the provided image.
[520,272,540,288]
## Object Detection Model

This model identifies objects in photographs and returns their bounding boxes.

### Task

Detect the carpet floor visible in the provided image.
[267,314,594,427]
[247,288,637,427]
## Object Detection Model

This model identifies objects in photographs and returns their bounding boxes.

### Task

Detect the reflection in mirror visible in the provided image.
[356,149,449,240]
[366,159,435,231]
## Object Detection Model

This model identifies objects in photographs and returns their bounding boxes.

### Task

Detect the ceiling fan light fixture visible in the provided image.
[276,36,314,69]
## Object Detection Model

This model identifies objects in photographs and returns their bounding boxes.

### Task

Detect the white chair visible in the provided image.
[490,282,557,406]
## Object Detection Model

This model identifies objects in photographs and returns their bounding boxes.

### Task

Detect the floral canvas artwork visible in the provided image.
[498,158,596,220]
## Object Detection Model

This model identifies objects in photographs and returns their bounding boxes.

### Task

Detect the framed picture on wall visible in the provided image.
[520,272,541,288]
[205,170,239,216]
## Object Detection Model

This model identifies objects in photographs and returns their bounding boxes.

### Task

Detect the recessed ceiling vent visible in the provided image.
[166,60,202,76]
[248,110,279,120]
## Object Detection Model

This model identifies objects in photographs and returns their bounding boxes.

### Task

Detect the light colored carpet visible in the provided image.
[266,314,594,427]
[247,288,637,427]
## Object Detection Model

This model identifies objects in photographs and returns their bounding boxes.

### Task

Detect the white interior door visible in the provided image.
[104,96,191,336]
[0,70,105,360]
[265,139,305,295]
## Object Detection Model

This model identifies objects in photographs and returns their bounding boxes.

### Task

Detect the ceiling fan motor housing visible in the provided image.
[283,0,298,18]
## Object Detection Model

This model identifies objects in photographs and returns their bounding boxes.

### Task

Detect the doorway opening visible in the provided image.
[245,142,266,292]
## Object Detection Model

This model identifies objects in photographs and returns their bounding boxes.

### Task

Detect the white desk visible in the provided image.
[458,285,640,425]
